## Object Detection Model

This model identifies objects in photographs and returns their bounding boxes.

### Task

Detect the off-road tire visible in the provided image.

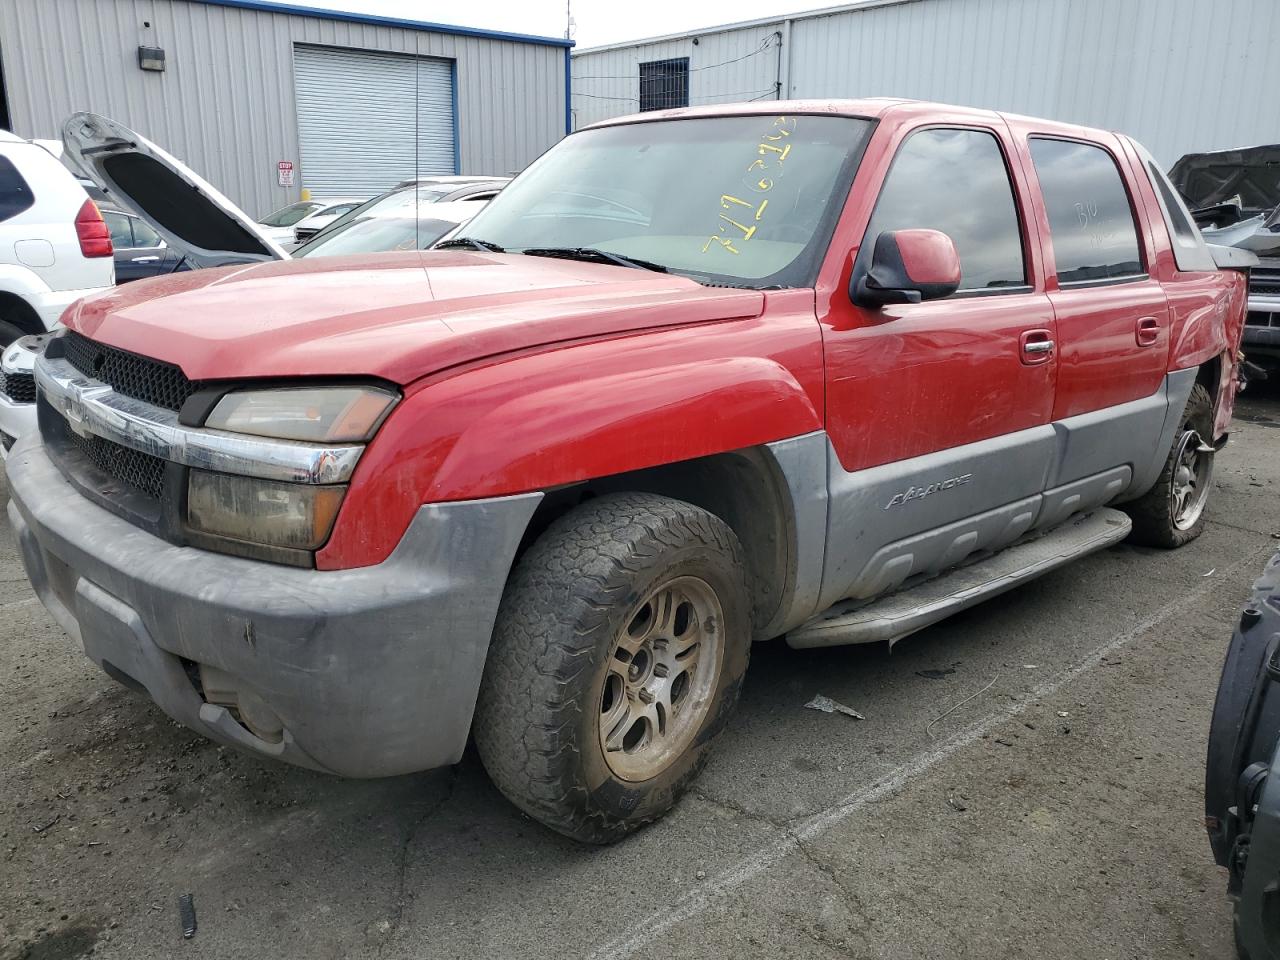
[1125,382,1214,548]
[473,492,751,844]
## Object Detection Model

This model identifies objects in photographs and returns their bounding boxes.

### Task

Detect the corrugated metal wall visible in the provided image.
[0,0,567,217]
[573,23,783,128]
[573,0,1280,166]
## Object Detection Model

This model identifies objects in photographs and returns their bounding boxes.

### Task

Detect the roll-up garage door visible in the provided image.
[293,45,456,197]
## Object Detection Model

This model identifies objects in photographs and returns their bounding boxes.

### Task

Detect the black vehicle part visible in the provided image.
[1206,550,1280,876]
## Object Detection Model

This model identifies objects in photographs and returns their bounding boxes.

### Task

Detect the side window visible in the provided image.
[102,211,134,248]
[1028,138,1143,284]
[864,128,1026,292]
[132,218,162,247]
[1131,139,1215,274]
[0,155,36,223]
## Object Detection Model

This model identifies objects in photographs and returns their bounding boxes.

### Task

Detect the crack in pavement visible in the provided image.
[377,767,460,958]
[792,834,873,937]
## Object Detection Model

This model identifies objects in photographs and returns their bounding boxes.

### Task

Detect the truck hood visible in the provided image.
[63,251,767,385]
[1169,144,1280,214]
[61,113,288,269]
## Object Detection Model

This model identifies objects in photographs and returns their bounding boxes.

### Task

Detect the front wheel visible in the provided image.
[473,492,751,843]
[1124,382,1215,548]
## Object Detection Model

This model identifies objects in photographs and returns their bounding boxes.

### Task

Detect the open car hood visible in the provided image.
[1169,144,1280,215]
[61,112,287,269]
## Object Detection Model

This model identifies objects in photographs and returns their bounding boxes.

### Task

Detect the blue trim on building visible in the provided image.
[563,47,573,134]
[450,60,461,174]
[190,0,574,48]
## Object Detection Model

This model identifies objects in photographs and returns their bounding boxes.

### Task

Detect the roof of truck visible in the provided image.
[585,98,1121,144]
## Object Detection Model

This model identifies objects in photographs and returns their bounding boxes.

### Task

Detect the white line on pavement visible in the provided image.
[587,544,1270,960]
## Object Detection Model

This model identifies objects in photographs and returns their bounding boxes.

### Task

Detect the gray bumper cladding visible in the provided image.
[6,433,541,778]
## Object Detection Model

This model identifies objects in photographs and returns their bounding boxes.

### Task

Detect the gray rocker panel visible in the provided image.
[783,372,1189,619]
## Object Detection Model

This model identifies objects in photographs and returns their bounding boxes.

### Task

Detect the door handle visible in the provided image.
[131,256,160,263]
[1136,316,1161,347]
[1020,329,1055,365]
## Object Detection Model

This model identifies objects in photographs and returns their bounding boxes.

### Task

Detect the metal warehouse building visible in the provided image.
[572,0,1278,166]
[0,0,571,218]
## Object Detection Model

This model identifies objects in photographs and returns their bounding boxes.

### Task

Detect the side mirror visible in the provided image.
[851,228,962,308]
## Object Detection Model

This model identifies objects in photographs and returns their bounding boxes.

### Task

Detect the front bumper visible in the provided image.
[0,394,36,457]
[7,431,540,777]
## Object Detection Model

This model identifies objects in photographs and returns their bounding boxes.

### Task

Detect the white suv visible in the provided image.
[0,130,113,344]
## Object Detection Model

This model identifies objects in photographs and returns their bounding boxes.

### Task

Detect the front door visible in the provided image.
[817,124,1058,607]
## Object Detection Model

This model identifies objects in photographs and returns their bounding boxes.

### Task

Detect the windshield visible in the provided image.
[259,201,322,227]
[294,217,462,257]
[456,115,873,287]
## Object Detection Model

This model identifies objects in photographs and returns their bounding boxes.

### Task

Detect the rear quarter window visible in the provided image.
[0,155,36,223]
[1130,139,1216,273]
[1029,137,1144,284]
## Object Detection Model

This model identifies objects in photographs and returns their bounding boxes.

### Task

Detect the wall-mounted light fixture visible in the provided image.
[137,46,166,72]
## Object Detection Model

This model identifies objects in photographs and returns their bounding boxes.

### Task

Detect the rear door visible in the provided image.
[1016,133,1172,495]
[106,212,169,283]
[1026,136,1170,418]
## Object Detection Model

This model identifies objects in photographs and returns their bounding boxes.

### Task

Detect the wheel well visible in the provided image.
[517,449,796,639]
[0,292,46,336]
[1196,356,1222,407]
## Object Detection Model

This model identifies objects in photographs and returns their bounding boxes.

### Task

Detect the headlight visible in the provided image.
[186,470,346,551]
[204,386,397,443]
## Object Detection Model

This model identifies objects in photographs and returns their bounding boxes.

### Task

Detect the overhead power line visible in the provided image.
[571,34,779,82]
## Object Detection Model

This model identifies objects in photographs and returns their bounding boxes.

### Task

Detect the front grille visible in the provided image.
[1248,311,1278,328]
[1252,269,1280,298]
[68,429,167,500]
[0,370,36,403]
[63,330,196,411]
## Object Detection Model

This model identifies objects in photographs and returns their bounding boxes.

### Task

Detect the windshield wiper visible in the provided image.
[520,247,669,274]
[435,236,505,253]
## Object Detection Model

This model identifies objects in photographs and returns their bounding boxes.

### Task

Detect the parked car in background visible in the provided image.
[8,101,1250,844]
[287,199,368,246]
[0,114,288,448]
[0,130,113,345]
[292,199,485,258]
[292,178,505,257]
[1170,145,1280,378]
[295,177,507,247]
[0,331,50,452]
[101,206,184,282]
[257,197,365,246]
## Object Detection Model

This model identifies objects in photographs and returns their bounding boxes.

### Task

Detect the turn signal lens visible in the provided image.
[186,470,346,550]
[204,386,397,443]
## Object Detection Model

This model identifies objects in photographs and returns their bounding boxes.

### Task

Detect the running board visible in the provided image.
[786,508,1132,649]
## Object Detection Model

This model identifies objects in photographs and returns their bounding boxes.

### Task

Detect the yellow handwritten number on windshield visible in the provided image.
[703,117,794,256]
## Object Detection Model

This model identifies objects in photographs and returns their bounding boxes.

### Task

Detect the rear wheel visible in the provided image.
[1125,383,1215,547]
[473,493,751,843]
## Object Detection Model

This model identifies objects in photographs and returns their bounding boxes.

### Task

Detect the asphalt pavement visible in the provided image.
[4,390,1280,960]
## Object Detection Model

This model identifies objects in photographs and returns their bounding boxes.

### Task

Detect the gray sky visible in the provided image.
[282,0,821,48]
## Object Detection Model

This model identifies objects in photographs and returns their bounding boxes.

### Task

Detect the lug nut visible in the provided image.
[653,664,669,678]
[638,688,655,704]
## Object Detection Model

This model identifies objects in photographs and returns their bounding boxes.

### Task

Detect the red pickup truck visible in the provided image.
[9,100,1249,843]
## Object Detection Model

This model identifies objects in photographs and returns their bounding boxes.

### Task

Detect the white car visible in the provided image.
[257,197,365,246]
[0,332,48,452]
[0,130,114,344]
[0,113,289,453]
